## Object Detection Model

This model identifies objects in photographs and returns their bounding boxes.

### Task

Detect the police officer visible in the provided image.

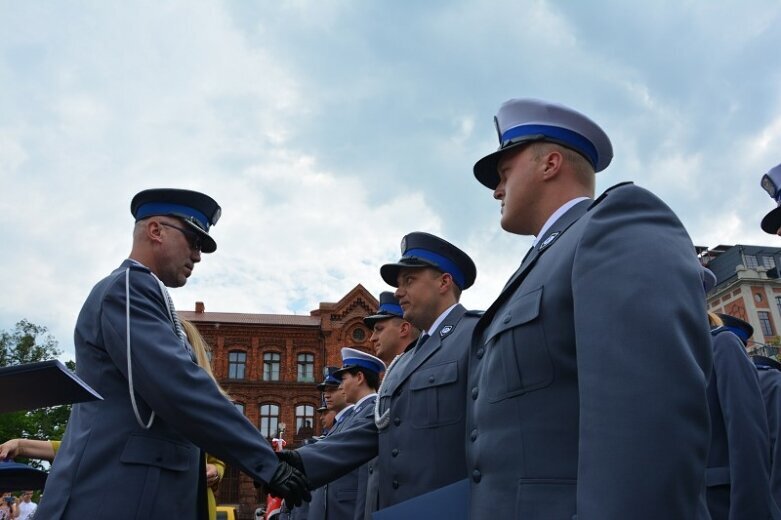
[332,348,385,520]
[357,292,418,519]
[754,354,781,513]
[37,189,309,519]
[364,292,419,366]
[282,232,480,511]
[467,99,712,518]
[704,302,775,518]
[308,370,354,520]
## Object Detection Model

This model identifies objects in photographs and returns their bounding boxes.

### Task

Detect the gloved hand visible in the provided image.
[276,449,305,473]
[266,461,311,507]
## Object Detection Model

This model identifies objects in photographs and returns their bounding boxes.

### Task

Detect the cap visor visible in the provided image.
[363,313,395,328]
[183,220,217,253]
[761,206,781,234]
[380,260,438,287]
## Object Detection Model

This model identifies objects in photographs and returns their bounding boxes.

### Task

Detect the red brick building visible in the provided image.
[179,284,379,518]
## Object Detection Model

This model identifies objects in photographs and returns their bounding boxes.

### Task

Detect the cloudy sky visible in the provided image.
[2,1,781,359]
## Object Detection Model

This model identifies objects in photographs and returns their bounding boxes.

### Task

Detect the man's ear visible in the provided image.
[541,149,563,180]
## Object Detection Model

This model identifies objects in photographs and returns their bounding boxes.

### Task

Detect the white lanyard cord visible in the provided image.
[126,267,155,429]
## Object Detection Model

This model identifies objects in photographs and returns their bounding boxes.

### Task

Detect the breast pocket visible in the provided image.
[409,360,462,428]
[484,286,553,403]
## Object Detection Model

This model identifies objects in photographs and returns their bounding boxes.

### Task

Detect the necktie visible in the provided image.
[412,333,431,357]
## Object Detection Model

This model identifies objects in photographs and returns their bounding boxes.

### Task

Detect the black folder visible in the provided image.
[0,360,103,414]
[0,461,48,491]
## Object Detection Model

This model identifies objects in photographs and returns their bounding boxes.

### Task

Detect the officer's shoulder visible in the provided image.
[589,181,635,208]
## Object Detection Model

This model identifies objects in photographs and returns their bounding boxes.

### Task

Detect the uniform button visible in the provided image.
[476,348,484,359]
[391,448,399,457]
[394,416,401,426]
[503,315,511,324]
[368,466,373,474]
[472,469,482,483]
[470,429,478,442]
[392,480,399,489]
[471,387,479,400]
[428,375,435,383]
[394,389,402,397]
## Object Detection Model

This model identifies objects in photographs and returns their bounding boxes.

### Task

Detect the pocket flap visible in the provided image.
[120,433,193,471]
[487,287,542,343]
[336,488,357,502]
[410,360,458,390]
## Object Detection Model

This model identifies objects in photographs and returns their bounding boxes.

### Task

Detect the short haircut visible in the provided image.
[346,367,380,391]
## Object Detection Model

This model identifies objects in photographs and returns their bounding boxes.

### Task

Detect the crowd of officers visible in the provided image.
[10,98,781,519]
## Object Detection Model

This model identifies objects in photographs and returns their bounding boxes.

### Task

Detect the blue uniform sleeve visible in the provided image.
[297,406,378,488]
[571,185,712,518]
[99,267,280,484]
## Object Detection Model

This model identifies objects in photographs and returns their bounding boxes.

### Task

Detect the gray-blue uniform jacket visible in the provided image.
[755,358,781,513]
[308,405,355,520]
[706,327,775,519]
[466,183,713,519]
[297,304,479,510]
[37,260,280,519]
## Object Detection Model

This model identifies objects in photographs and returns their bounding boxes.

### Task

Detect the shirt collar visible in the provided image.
[532,196,591,246]
[353,392,378,410]
[334,404,354,422]
[423,302,458,337]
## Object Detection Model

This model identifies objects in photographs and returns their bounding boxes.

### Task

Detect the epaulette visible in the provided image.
[589,181,634,209]
[127,263,151,273]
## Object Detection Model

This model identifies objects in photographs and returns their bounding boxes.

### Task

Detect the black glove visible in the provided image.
[267,461,311,508]
[276,449,305,473]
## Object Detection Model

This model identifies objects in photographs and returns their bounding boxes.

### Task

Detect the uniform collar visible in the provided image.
[352,392,377,411]
[334,404,354,423]
[532,196,591,246]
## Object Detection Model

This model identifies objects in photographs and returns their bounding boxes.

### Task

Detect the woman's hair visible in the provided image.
[181,319,230,398]
[708,312,724,328]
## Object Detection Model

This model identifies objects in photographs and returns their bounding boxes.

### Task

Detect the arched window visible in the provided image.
[263,352,281,381]
[297,353,315,382]
[259,403,280,439]
[228,350,246,380]
[233,402,245,416]
[295,404,315,435]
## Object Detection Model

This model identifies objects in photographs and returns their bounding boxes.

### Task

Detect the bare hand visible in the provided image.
[0,439,20,460]
[206,463,220,487]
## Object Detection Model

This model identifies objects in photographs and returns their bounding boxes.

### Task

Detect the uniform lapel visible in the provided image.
[391,304,467,391]
[488,200,590,325]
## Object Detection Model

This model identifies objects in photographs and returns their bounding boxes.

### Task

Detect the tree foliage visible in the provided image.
[0,319,73,468]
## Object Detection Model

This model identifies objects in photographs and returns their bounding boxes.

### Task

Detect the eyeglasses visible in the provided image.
[160,222,203,251]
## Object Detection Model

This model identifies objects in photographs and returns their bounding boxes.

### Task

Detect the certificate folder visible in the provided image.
[373,478,470,520]
[0,360,103,413]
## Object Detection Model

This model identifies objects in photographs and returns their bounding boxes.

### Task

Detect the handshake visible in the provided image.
[264,450,310,507]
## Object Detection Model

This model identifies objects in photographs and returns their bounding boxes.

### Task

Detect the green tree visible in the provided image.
[0,319,73,468]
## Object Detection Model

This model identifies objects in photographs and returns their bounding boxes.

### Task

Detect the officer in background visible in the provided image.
[703,286,775,519]
[364,291,419,366]
[759,163,781,513]
[282,232,481,511]
[467,99,712,518]
[754,354,781,513]
[357,292,418,519]
[37,189,308,519]
[331,348,385,520]
[308,370,354,520]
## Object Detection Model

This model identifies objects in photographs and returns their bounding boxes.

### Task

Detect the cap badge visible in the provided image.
[400,236,407,254]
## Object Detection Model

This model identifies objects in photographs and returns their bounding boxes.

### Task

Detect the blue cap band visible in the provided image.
[404,248,466,289]
[378,302,404,316]
[343,358,384,374]
[724,326,750,343]
[135,202,210,231]
[501,124,599,169]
